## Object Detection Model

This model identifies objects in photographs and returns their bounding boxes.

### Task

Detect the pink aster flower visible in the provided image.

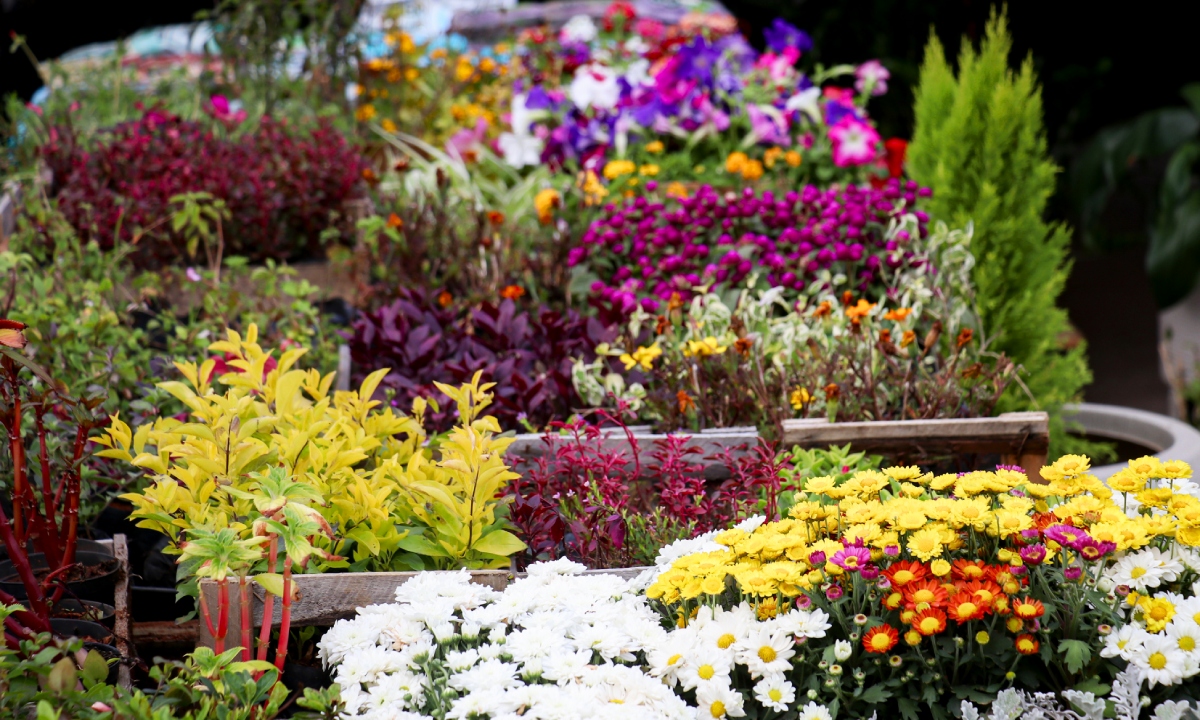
[826,583,843,601]
[828,117,879,167]
[1019,543,1047,565]
[831,546,872,572]
[1043,524,1091,551]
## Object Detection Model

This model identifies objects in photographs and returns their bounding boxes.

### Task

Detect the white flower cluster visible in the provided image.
[318,558,837,719]
[319,561,688,719]
[960,666,1198,720]
[1095,547,1200,689]
[647,601,832,720]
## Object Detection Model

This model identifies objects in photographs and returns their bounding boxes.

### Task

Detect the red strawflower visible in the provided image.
[863,624,899,653]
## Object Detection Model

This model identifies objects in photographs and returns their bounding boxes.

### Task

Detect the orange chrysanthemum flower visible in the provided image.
[1015,634,1040,655]
[947,592,987,623]
[863,625,899,654]
[903,579,949,612]
[1012,597,1046,620]
[951,559,989,582]
[500,285,525,300]
[883,560,929,589]
[957,580,1004,609]
[913,608,947,636]
[883,591,903,611]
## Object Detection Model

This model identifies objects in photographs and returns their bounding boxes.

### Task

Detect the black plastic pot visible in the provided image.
[282,660,332,694]
[0,537,113,560]
[0,551,120,603]
[132,585,195,622]
[50,617,113,644]
[52,598,115,628]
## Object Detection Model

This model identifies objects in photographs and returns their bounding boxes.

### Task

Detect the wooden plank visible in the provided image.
[134,620,199,646]
[113,534,132,689]
[781,412,1049,454]
[197,566,653,650]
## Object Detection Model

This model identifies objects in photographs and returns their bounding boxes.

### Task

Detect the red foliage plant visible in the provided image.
[41,108,365,267]
[506,408,784,570]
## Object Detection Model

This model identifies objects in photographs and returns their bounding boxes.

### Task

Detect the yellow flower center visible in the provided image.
[667,653,682,666]
[919,617,941,634]
[710,701,726,718]
[912,589,935,604]
[1131,567,1147,579]
[1150,606,1170,620]
[870,634,892,651]
[769,689,783,702]
[956,602,979,620]
[1149,652,1168,670]
[698,664,715,680]
[717,634,735,649]
[1181,637,1197,652]
[894,570,915,585]
[758,646,777,663]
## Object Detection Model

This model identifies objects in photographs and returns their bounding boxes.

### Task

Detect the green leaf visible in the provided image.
[857,685,892,704]
[897,698,920,720]
[1058,638,1093,675]
[81,649,111,686]
[254,573,285,597]
[47,657,78,693]
[1148,142,1200,307]
[470,529,527,557]
[1073,676,1111,696]
[347,525,381,555]
[397,533,451,558]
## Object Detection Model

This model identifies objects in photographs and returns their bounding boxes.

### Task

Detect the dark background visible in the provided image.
[2,0,1186,412]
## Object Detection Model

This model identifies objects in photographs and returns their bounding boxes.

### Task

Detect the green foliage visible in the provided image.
[907,9,1092,456]
[1071,84,1200,308]
[0,605,115,720]
[777,444,882,516]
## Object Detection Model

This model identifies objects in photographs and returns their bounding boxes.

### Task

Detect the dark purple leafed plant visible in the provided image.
[41,108,364,267]
[346,288,616,431]
[569,178,933,313]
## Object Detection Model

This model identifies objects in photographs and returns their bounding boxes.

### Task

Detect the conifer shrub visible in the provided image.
[907,10,1093,454]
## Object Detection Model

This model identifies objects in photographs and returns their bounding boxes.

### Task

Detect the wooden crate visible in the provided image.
[197,567,649,650]
[782,411,1050,480]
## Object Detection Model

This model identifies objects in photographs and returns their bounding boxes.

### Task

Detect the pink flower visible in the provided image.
[831,545,872,571]
[855,60,890,96]
[747,104,790,146]
[828,117,880,167]
[447,117,489,158]
[186,267,202,282]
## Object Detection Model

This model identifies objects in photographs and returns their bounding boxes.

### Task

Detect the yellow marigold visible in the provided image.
[763,146,784,168]
[398,32,416,54]
[645,140,665,154]
[534,188,561,224]
[381,119,398,133]
[789,387,811,410]
[619,343,662,371]
[740,159,764,181]
[664,182,689,199]
[479,57,496,73]
[785,150,802,167]
[684,336,727,357]
[405,67,419,81]
[355,104,377,122]
[725,151,749,174]
[455,57,475,82]
[603,159,637,180]
[639,164,660,176]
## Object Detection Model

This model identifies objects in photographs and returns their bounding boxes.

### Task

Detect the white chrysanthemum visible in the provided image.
[361,670,425,712]
[736,627,796,678]
[541,649,594,685]
[833,639,853,662]
[448,658,521,693]
[753,674,796,712]
[1166,618,1200,658]
[394,569,498,610]
[333,645,406,687]
[445,648,480,672]
[506,625,573,662]
[776,607,832,640]
[678,646,735,691]
[526,558,588,578]
[1106,551,1169,593]
[797,701,835,720]
[1101,624,1146,660]
[1130,633,1189,688]
[317,613,388,665]
[694,683,746,719]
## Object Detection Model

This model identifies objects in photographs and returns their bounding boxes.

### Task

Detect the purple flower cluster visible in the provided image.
[569,178,932,312]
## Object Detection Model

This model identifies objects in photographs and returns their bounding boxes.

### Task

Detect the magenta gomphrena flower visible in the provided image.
[883,544,900,558]
[826,583,844,601]
[830,546,872,572]
[1043,524,1092,551]
[1018,544,1047,566]
[571,178,932,316]
[808,550,827,566]
[1063,567,1083,581]
[860,564,880,581]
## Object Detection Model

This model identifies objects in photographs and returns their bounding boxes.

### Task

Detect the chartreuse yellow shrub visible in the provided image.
[96,325,525,576]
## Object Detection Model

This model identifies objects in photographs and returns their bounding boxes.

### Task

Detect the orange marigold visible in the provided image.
[862,625,899,654]
[883,308,912,321]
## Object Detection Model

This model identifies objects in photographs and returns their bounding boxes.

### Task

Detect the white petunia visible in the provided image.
[560,14,597,43]
[569,64,620,111]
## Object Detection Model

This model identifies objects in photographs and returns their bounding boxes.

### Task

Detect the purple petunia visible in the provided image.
[763,18,813,55]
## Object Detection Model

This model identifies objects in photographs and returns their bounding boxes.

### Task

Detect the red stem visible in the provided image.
[256,535,277,663]
[197,581,220,646]
[215,579,229,654]
[240,576,251,662]
[8,382,25,545]
[34,410,59,560]
[0,505,50,623]
[273,561,291,672]
[60,425,87,570]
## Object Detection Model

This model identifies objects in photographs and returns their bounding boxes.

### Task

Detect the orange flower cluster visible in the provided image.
[864,559,1045,651]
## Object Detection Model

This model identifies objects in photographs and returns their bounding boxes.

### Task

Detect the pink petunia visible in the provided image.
[828,117,880,167]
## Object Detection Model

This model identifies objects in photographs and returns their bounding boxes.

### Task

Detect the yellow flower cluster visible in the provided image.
[603,160,637,180]
[647,455,1200,607]
[724,152,763,181]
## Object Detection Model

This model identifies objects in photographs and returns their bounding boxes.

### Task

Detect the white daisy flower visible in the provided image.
[753,674,796,712]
